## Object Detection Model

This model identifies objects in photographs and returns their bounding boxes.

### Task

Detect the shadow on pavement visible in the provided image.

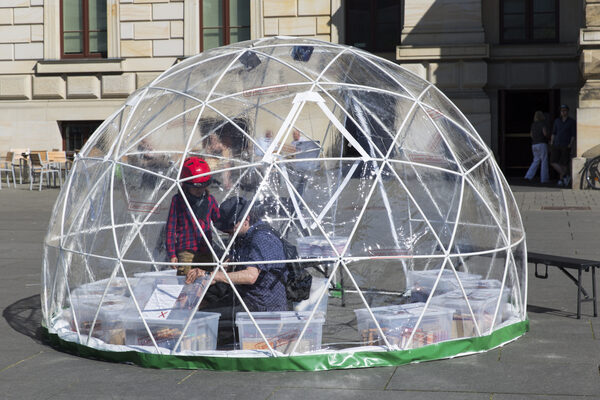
[527,303,578,319]
[3,294,44,343]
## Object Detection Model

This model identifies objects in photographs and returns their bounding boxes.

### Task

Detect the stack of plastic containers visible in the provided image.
[429,288,510,338]
[296,236,348,258]
[354,303,454,349]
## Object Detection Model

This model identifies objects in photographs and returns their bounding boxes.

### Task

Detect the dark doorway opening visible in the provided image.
[499,90,559,177]
[59,120,103,154]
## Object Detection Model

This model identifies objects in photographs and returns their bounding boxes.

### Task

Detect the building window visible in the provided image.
[61,0,107,58]
[200,0,251,52]
[500,0,558,43]
[345,0,403,52]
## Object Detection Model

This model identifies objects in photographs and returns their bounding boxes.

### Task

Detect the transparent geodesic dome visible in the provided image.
[42,37,528,371]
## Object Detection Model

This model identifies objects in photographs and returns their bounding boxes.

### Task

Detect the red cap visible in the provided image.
[180,157,211,187]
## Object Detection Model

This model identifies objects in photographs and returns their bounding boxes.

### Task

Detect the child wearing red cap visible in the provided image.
[166,156,220,275]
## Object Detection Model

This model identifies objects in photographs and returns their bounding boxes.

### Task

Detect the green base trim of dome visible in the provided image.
[42,320,528,371]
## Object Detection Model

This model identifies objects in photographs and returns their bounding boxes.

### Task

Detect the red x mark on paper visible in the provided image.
[159,311,167,318]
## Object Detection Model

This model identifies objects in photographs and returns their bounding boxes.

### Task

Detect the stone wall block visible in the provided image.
[102,73,136,98]
[120,4,152,21]
[152,2,183,20]
[586,4,600,27]
[31,24,43,41]
[580,49,600,79]
[0,9,13,25]
[170,21,183,38]
[0,25,30,43]
[400,62,427,80]
[264,18,278,36]
[67,76,101,99]
[14,42,43,59]
[14,6,43,24]
[0,43,12,60]
[133,0,169,3]
[0,0,29,8]
[576,106,600,156]
[461,61,487,88]
[134,21,170,39]
[298,0,330,16]
[136,72,160,89]
[153,39,183,57]
[32,76,66,99]
[30,0,44,5]
[316,16,330,34]
[0,75,31,99]
[428,62,459,88]
[121,40,153,57]
[278,17,316,36]
[121,22,134,40]
[263,0,296,17]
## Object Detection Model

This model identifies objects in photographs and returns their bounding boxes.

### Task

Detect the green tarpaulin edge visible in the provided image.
[41,320,529,371]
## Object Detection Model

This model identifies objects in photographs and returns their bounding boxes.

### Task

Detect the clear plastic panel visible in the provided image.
[349,164,442,259]
[420,85,486,148]
[153,52,242,101]
[422,104,489,172]
[210,47,315,99]
[79,108,126,159]
[360,53,431,98]
[389,162,462,251]
[393,106,460,172]
[318,50,412,98]
[448,180,508,256]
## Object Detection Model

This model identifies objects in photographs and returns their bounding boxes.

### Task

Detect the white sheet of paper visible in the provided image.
[142,284,183,320]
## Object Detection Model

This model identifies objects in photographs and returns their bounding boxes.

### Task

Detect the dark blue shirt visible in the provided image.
[232,222,287,312]
[552,117,576,147]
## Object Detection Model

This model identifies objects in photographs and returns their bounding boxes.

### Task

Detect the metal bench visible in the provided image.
[528,251,598,319]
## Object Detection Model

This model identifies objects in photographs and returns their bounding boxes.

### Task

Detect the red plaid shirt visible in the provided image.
[165,193,220,259]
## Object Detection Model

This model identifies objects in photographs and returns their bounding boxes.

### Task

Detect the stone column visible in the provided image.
[574,1,600,188]
[397,0,491,146]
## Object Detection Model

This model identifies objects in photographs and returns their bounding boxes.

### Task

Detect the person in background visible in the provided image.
[524,110,550,184]
[254,129,273,157]
[550,104,576,187]
[166,157,220,276]
[203,133,232,189]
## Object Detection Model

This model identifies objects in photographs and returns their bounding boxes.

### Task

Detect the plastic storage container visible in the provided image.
[293,277,329,316]
[429,288,510,338]
[132,275,209,313]
[68,293,134,344]
[71,277,137,298]
[296,236,348,258]
[354,303,454,349]
[408,269,482,301]
[236,311,325,354]
[123,310,220,351]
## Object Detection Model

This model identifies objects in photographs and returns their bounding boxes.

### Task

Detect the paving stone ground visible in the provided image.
[0,182,598,400]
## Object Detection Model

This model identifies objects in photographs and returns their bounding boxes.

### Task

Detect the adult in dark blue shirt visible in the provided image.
[550,104,576,186]
[186,196,287,346]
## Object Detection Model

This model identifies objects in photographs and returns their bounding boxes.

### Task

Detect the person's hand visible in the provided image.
[169,256,178,269]
[186,268,205,284]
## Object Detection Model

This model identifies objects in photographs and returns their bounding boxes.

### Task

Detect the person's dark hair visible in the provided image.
[215,196,258,231]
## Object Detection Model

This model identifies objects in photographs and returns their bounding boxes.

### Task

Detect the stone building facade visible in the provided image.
[0,0,598,184]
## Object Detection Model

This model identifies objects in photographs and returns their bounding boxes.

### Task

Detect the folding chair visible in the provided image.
[0,152,17,189]
[29,152,62,191]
